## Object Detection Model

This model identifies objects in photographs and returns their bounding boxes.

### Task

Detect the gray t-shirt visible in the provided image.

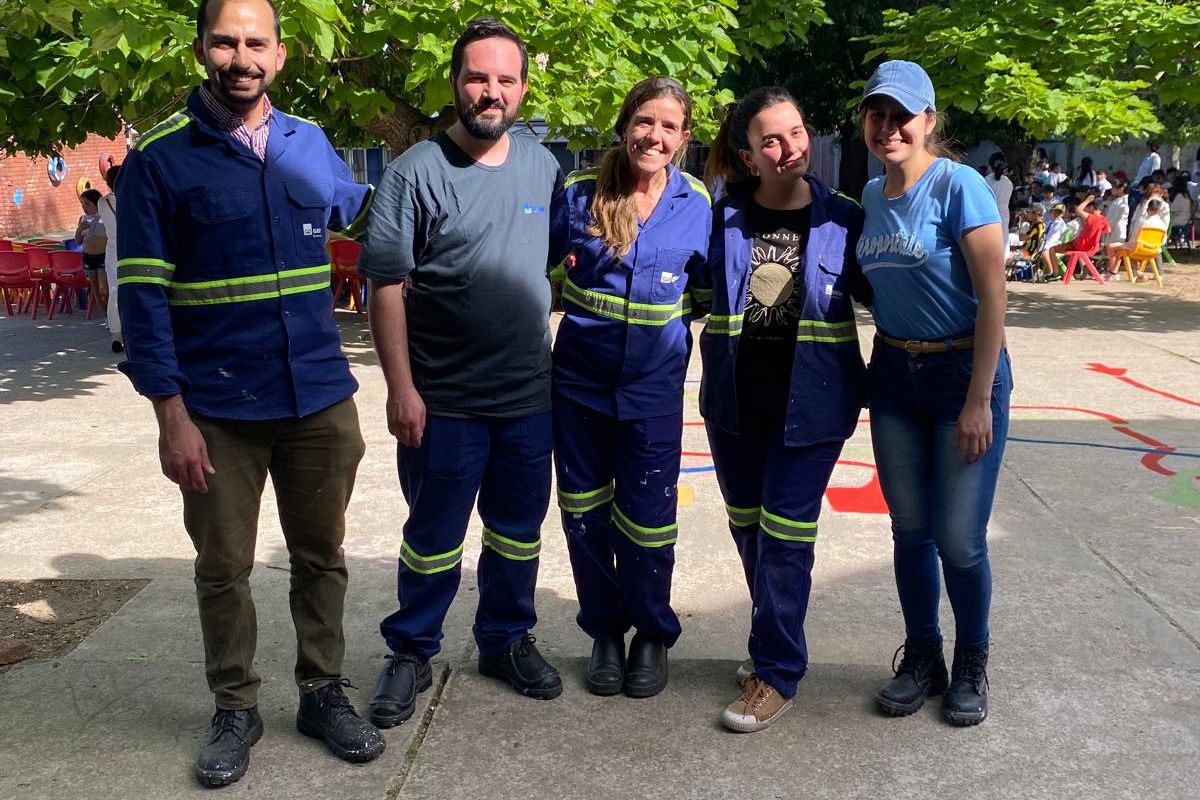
[360,131,563,418]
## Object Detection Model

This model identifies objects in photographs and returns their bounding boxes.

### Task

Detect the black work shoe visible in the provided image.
[478,635,563,700]
[623,632,668,698]
[943,644,989,726]
[194,707,263,788]
[875,640,949,716]
[296,679,386,763]
[370,652,433,728]
[585,635,626,696]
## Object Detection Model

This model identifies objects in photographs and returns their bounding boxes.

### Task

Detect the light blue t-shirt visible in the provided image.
[857,158,1000,340]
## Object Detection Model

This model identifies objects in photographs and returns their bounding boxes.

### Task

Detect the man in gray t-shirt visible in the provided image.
[360,18,565,727]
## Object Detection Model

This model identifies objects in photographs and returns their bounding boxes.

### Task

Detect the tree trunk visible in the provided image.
[998,132,1038,185]
[362,101,456,154]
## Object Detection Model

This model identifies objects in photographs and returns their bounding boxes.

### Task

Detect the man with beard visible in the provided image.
[359,18,564,726]
[116,0,383,786]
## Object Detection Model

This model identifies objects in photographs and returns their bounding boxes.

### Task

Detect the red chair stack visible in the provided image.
[329,238,366,318]
[48,250,93,319]
[0,251,35,316]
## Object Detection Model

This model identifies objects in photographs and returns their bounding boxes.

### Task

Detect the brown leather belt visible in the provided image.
[877,333,975,354]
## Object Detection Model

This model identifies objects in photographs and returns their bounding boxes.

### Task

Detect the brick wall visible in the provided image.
[0,133,129,239]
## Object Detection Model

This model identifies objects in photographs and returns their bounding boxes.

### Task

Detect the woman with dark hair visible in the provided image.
[700,87,871,732]
[856,61,1010,726]
[75,188,109,318]
[548,76,711,699]
[1077,156,1097,188]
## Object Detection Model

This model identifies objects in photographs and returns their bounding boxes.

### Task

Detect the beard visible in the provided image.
[209,66,271,112]
[456,94,519,141]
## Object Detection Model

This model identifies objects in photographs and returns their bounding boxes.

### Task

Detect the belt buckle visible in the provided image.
[903,340,923,355]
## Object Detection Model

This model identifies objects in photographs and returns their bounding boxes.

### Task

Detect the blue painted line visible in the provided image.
[681,466,715,474]
[1007,437,1200,460]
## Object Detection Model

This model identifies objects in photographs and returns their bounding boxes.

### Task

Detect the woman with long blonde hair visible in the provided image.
[549,76,711,698]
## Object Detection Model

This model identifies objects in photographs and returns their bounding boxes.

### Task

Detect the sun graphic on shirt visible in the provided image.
[746,243,802,326]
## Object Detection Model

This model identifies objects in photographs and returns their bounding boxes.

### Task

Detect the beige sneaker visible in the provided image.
[721,676,793,733]
[735,658,754,685]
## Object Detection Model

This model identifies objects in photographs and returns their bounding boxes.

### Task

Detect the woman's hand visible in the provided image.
[956,397,993,462]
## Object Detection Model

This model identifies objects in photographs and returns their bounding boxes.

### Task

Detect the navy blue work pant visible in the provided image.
[707,418,843,698]
[552,390,683,646]
[379,412,552,661]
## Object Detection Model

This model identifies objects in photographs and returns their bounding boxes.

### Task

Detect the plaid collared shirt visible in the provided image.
[199,82,272,161]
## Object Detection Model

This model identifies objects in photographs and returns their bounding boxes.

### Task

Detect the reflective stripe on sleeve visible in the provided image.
[611,505,678,548]
[704,313,743,336]
[481,528,541,562]
[117,258,176,285]
[399,540,464,575]
[796,318,858,343]
[557,484,615,514]
[759,508,817,543]
[118,265,331,305]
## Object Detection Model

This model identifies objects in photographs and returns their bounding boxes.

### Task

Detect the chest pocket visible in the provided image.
[188,187,259,225]
[648,247,691,304]
[285,181,332,263]
[814,256,849,318]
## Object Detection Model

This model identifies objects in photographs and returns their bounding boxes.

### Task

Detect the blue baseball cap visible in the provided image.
[860,60,936,114]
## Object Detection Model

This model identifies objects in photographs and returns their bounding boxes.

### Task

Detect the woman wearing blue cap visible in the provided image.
[701,88,871,732]
[856,60,1011,726]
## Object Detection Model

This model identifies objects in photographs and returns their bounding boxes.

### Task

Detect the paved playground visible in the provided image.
[1,280,1198,799]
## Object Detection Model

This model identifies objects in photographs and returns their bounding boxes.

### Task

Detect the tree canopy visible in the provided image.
[867,0,1200,144]
[0,0,828,157]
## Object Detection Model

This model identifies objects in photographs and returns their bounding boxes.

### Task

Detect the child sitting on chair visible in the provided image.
[1042,195,1109,280]
[1038,204,1066,281]
[1106,198,1169,279]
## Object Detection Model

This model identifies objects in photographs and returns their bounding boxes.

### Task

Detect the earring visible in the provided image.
[750,166,760,176]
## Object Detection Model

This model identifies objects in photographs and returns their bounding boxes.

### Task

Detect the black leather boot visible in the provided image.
[875,640,948,716]
[370,652,433,728]
[194,707,263,787]
[296,679,386,763]
[585,635,626,696]
[943,644,989,726]
[478,635,563,700]
[623,632,667,698]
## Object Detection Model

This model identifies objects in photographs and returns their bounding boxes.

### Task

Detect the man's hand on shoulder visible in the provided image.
[386,385,426,447]
[152,395,215,493]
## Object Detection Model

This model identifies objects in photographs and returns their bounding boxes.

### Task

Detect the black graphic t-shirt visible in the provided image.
[735,199,813,425]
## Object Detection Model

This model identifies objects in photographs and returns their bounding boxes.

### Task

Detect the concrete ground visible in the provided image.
[1,281,1198,799]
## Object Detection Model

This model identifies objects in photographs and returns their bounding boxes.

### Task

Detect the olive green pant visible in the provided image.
[182,398,365,709]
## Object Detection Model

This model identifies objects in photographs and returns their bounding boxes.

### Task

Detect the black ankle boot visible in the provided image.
[875,640,948,716]
[943,644,989,726]
[478,635,563,700]
[585,635,626,696]
[296,679,386,763]
[622,632,667,698]
[194,707,263,787]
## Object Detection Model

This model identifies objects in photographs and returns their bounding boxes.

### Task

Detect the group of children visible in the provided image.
[1001,158,1191,283]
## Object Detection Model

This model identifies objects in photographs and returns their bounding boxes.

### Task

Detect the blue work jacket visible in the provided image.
[699,176,870,446]
[116,88,372,420]
[549,165,712,419]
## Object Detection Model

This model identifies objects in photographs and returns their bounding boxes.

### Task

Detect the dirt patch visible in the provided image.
[1163,249,1200,302]
[0,580,149,671]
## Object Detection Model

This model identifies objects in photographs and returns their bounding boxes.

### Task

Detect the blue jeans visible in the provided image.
[868,341,1012,650]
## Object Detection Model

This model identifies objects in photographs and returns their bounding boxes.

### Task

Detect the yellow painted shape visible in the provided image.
[677,483,694,507]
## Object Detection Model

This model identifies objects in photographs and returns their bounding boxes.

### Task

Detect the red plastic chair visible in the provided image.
[0,240,13,252]
[329,238,366,317]
[0,251,34,316]
[48,250,93,319]
[1061,246,1106,285]
[22,247,54,315]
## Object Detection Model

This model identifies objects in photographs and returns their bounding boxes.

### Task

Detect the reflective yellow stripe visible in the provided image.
[611,505,678,548]
[564,169,598,188]
[165,266,330,306]
[759,508,817,543]
[558,484,615,514]
[561,276,690,326]
[796,319,858,344]
[725,504,759,528]
[481,528,540,562]
[681,171,712,205]
[399,541,464,574]
[338,184,374,238]
[117,258,176,285]
[136,111,190,151]
[705,313,743,336]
